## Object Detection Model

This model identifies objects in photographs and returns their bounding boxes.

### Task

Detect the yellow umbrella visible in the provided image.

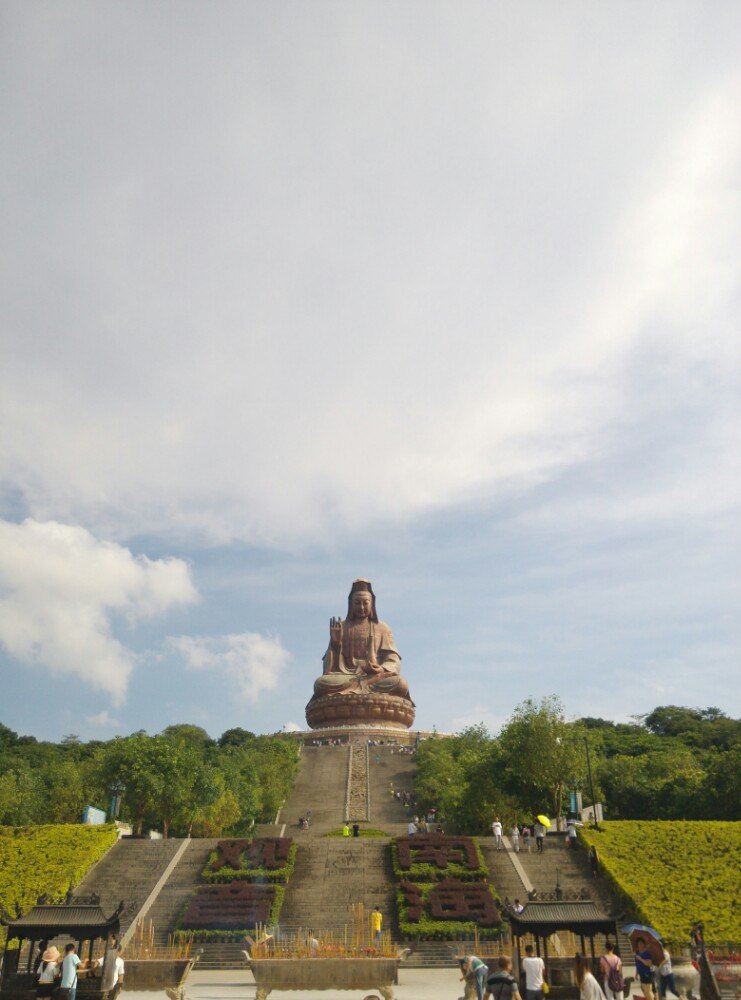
[536,815,551,828]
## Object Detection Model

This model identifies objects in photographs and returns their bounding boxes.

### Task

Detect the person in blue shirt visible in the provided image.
[59,943,81,1000]
[634,937,656,1000]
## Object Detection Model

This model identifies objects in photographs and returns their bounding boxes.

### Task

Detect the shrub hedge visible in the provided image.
[202,838,296,883]
[174,885,285,941]
[391,835,503,940]
[579,821,741,946]
[0,824,118,948]
[396,879,502,939]
[391,835,488,882]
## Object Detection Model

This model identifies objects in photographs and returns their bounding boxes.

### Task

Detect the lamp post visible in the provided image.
[109,780,125,822]
[582,735,598,830]
[558,734,599,829]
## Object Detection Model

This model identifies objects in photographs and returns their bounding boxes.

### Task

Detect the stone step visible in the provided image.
[74,838,185,934]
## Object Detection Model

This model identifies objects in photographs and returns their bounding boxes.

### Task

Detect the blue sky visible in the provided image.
[1,2,739,741]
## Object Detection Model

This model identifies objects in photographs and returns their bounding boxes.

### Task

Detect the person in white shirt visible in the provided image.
[35,946,61,999]
[96,943,125,999]
[522,944,546,1000]
[534,822,546,853]
[510,825,520,852]
[658,947,678,998]
[575,953,608,1000]
[511,898,524,914]
[492,817,503,851]
[407,820,416,836]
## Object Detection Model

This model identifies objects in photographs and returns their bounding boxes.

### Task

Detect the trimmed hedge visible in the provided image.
[391,835,503,940]
[202,838,296,884]
[396,880,502,939]
[391,835,488,882]
[175,885,285,940]
[0,824,118,948]
[579,821,741,946]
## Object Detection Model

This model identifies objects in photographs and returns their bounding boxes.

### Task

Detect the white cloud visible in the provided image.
[86,710,121,729]
[0,519,198,703]
[283,721,302,732]
[169,632,291,702]
[0,7,738,547]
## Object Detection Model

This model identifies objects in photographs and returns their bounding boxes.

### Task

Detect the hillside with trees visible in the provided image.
[0,723,299,837]
[414,699,740,833]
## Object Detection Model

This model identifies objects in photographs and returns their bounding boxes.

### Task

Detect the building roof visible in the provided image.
[510,900,616,936]
[1,903,122,940]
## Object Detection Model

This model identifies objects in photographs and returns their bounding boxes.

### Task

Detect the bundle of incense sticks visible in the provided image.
[124,919,194,960]
[248,906,398,960]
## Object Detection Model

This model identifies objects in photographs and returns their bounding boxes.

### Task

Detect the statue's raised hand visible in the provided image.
[329,616,343,649]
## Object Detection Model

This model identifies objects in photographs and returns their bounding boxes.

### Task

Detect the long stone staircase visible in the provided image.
[146,839,219,946]
[368,746,417,834]
[280,744,350,834]
[75,837,184,936]
[281,838,396,933]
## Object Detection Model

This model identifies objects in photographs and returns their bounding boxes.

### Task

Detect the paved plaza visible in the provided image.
[124,967,464,1000]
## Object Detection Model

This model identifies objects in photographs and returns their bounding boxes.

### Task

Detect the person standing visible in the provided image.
[35,946,60,999]
[589,846,599,876]
[407,819,416,836]
[60,943,81,1000]
[522,944,546,1000]
[658,946,678,999]
[492,816,503,851]
[460,955,489,1000]
[97,943,125,1000]
[600,942,624,1000]
[485,956,523,1000]
[633,937,656,1000]
[567,819,577,847]
[522,826,532,853]
[342,822,350,837]
[510,824,520,852]
[370,907,383,947]
[534,821,546,853]
[512,899,524,914]
[575,953,608,1000]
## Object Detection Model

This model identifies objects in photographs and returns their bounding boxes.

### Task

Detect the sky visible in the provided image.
[1,1,739,742]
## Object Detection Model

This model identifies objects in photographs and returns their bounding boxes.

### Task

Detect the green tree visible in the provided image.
[498,697,585,822]
[96,734,164,834]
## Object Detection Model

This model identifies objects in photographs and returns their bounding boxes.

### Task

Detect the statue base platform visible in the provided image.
[305,692,415,731]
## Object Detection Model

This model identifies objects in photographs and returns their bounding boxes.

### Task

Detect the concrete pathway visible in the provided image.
[123,966,464,999]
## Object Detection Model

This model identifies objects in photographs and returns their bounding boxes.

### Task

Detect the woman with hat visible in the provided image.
[36,944,61,997]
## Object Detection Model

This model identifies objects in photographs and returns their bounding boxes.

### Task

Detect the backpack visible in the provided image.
[607,963,625,993]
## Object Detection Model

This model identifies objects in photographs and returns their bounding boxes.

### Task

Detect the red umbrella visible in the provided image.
[622,924,664,966]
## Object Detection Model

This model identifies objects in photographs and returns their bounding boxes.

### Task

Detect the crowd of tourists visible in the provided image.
[491,818,548,853]
[32,940,124,1000]
[458,938,680,1000]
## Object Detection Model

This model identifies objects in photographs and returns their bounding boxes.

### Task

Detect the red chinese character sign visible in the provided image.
[396,835,480,872]
[398,880,500,927]
[206,837,294,877]
[393,835,502,938]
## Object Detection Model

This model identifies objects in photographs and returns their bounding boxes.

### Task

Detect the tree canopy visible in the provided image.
[0,723,300,837]
[413,700,740,833]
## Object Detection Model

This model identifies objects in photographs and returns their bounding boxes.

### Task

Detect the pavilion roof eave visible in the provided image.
[1,904,121,941]
[510,901,617,938]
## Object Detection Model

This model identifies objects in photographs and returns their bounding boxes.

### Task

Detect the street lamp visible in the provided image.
[557,734,599,829]
[109,780,126,822]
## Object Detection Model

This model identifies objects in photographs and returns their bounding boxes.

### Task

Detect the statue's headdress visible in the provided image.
[347,579,378,622]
